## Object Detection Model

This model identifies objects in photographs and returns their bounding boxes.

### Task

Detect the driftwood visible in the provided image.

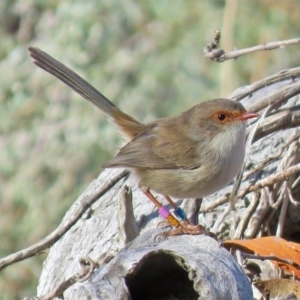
[35,170,252,300]
[53,233,252,300]
[21,67,299,300]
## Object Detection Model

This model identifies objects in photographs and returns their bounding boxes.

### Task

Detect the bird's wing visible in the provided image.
[103,120,201,170]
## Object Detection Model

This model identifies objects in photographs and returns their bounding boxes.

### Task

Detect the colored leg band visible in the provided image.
[159,207,180,227]
[159,207,170,218]
[173,207,187,221]
[166,214,180,227]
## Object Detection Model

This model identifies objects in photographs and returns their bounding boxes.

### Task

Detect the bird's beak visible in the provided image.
[236,111,259,121]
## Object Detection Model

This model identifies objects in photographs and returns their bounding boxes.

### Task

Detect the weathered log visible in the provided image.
[36,168,252,299]
[63,232,252,299]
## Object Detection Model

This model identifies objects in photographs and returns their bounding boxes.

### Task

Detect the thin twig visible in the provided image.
[244,188,270,239]
[203,163,300,213]
[204,34,300,63]
[241,163,300,196]
[241,252,300,270]
[203,29,224,58]
[276,184,289,238]
[268,182,287,209]
[234,191,260,239]
[201,194,229,212]
[287,185,300,206]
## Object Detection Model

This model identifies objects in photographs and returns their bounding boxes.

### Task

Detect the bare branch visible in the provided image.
[201,194,229,212]
[204,32,300,63]
[234,192,260,239]
[241,252,300,270]
[276,184,289,238]
[242,163,300,196]
[0,170,129,272]
[244,188,270,239]
[268,182,287,209]
[203,163,300,213]
[287,185,300,207]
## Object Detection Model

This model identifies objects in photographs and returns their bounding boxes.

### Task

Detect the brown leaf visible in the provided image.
[224,237,300,278]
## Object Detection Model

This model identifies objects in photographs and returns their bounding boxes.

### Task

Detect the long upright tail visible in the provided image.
[28,47,144,139]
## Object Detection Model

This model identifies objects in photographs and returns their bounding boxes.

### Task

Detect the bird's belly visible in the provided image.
[135,163,240,199]
[135,142,245,199]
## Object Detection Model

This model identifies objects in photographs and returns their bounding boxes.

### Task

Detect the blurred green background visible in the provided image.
[0,0,300,298]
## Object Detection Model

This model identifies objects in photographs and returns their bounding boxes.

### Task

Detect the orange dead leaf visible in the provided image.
[224,237,300,278]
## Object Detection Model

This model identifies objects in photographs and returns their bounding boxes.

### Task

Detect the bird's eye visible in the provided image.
[217,114,227,121]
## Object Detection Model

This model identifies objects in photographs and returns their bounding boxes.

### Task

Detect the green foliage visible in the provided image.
[0,0,300,298]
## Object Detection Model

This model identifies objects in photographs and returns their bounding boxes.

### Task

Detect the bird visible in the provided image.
[28,47,258,236]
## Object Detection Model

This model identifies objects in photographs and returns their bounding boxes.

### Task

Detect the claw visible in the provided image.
[162,220,218,240]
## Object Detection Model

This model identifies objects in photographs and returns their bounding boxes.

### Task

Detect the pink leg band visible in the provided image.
[159,207,170,219]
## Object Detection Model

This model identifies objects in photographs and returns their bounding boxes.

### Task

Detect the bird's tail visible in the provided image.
[28,47,144,139]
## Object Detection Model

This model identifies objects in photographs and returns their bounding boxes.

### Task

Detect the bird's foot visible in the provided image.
[154,205,217,239]
[163,220,217,240]
[157,219,171,228]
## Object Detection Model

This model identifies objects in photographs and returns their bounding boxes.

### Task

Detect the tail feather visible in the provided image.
[28,47,143,139]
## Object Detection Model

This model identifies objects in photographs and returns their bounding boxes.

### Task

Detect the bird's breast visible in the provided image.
[136,121,246,199]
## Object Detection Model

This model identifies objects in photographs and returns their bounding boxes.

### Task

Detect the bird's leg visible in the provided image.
[142,189,181,228]
[165,224,218,239]
[164,194,202,225]
[142,190,216,237]
[163,195,217,238]
[164,195,187,220]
